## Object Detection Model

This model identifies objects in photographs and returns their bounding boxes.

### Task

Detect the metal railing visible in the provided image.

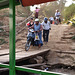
[0,63,66,75]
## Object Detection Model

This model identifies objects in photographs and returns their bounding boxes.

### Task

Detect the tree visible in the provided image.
[39,0,66,19]
[64,4,75,21]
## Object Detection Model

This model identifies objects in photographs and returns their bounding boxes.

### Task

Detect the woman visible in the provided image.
[35,7,40,18]
[26,17,34,28]
[26,17,34,46]
[30,19,43,48]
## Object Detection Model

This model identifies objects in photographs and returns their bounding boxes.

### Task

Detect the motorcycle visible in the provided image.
[25,29,34,51]
[25,29,40,51]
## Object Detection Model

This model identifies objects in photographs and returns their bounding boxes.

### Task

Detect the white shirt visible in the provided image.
[55,12,61,17]
[41,21,51,30]
[49,17,54,21]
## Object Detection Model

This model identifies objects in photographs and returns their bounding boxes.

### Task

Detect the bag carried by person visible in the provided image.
[34,33,39,41]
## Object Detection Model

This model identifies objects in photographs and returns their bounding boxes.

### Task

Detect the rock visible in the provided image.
[46,51,60,65]
[61,35,73,39]
[69,32,74,35]
[71,43,75,50]
[29,56,44,64]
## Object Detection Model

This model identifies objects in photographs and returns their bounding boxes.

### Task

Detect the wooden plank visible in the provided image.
[0,49,50,63]
[16,49,50,62]
[23,63,46,68]
[0,49,24,56]
[54,50,75,54]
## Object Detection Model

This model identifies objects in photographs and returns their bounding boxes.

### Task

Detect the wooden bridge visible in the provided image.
[0,49,50,64]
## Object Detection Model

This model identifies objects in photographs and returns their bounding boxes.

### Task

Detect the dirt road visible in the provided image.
[47,24,72,51]
[29,24,73,51]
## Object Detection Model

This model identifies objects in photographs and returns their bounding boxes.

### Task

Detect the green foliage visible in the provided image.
[0,22,3,26]
[0,39,8,45]
[72,23,75,27]
[64,4,75,21]
[39,0,65,19]
[0,28,4,31]
[0,0,7,2]
[72,35,75,40]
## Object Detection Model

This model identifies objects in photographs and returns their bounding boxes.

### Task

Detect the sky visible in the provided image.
[30,5,40,12]
[30,0,75,11]
[65,0,75,7]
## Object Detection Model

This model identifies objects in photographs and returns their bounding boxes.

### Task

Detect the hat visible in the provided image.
[35,19,39,22]
[56,9,59,12]
[44,17,48,21]
[30,17,33,20]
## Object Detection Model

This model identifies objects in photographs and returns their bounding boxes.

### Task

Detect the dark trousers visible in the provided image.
[35,12,38,18]
[50,20,53,24]
[43,30,49,42]
[59,18,61,24]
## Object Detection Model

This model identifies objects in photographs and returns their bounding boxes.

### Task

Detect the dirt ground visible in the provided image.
[28,24,75,51]
[15,24,75,67]
[0,24,75,53]
[0,24,75,75]
[46,24,74,51]
[29,24,75,75]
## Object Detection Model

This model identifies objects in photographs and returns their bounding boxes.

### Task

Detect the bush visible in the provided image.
[72,35,75,40]
[0,39,8,45]
[72,23,75,27]
[0,22,3,26]
[64,4,75,21]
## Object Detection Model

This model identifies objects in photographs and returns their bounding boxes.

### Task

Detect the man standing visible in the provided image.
[42,17,51,43]
[55,9,61,24]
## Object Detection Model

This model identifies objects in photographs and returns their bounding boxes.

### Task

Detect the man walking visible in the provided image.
[55,9,61,24]
[42,17,51,43]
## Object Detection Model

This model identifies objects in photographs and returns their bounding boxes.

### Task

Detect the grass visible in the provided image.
[0,0,8,2]
[72,49,75,51]
[0,39,8,45]
[0,22,3,26]
[72,23,75,27]
[0,28,4,32]
[72,35,75,40]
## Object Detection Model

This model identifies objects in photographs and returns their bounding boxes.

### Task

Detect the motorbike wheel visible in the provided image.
[25,41,31,51]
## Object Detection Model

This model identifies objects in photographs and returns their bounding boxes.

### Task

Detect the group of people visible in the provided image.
[49,9,61,25]
[26,17,51,48]
[35,7,61,25]
[26,7,61,48]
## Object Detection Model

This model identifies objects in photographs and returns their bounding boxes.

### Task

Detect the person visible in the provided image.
[35,7,40,18]
[26,17,34,28]
[26,17,34,46]
[55,9,61,24]
[54,16,57,25]
[30,19,43,48]
[41,17,51,43]
[49,16,54,24]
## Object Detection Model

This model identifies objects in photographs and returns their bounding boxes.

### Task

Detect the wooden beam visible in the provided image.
[23,63,46,68]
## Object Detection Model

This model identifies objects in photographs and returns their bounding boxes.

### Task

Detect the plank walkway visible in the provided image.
[0,49,50,63]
